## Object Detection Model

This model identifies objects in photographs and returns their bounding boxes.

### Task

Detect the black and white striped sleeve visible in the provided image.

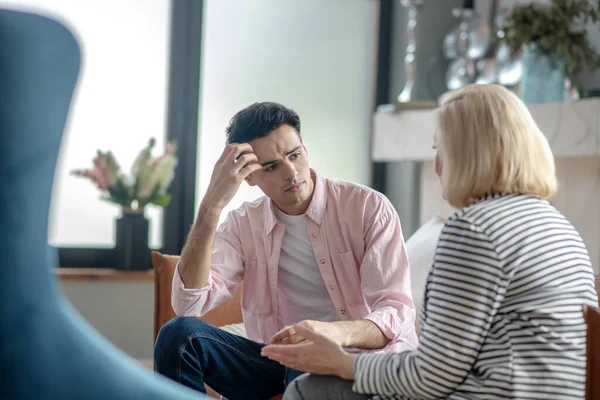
[353,216,505,399]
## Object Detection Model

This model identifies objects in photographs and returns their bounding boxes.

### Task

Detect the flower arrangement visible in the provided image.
[72,138,178,212]
[499,0,600,79]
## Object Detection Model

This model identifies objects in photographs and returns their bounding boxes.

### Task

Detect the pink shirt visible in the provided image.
[172,172,419,353]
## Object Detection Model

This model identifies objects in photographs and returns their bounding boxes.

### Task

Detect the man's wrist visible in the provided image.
[329,322,350,346]
[197,203,222,224]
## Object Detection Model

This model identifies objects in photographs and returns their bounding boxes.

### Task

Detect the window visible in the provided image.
[0,0,202,267]
[0,0,171,249]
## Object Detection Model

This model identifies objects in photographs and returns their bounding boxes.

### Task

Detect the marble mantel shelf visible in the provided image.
[372,98,600,162]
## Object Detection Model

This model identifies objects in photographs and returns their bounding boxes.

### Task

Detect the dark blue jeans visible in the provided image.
[154,317,303,400]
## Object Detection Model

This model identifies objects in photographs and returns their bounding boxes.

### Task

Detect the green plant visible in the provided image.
[499,0,600,77]
[72,138,178,210]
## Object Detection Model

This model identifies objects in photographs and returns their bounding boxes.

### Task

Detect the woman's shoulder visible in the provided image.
[456,194,556,226]
[444,194,570,244]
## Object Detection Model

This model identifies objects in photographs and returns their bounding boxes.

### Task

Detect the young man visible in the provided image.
[154,102,418,400]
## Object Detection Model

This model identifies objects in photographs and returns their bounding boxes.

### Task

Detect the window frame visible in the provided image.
[58,0,203,268]
[371,0,393,194]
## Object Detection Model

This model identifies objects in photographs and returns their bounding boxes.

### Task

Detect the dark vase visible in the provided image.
[115,209,151,270]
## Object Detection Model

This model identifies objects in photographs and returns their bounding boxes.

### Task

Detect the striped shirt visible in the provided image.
[354,194,598,400]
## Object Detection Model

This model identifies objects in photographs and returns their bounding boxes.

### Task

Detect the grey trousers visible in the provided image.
[283,374,371,400]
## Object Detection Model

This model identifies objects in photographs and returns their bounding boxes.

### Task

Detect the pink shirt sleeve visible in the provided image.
[360,194,417,347]
[171,213,245,317]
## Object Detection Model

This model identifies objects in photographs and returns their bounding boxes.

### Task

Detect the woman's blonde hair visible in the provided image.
[436,84,556,209]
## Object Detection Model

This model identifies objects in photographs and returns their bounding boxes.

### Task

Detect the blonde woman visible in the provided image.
[262,84,599,400]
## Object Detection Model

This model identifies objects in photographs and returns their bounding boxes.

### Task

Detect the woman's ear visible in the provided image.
[434,153,441,177]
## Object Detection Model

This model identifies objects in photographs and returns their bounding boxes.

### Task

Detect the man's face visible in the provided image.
[246,124,314,215]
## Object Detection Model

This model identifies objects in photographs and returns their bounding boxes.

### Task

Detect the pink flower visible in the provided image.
[150,142,177,166]
[71,154,110,190]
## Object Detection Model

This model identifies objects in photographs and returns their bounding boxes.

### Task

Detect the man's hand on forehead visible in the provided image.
[233,149,248,159]
[202,143,262,211]
[233,146,259,170]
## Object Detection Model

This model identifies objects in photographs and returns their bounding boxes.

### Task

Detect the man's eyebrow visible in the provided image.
[260,146,302,167]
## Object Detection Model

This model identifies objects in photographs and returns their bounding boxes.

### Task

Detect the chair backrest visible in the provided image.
[151,251,244,342]
[586,306,600,400]
[0,9,202,399]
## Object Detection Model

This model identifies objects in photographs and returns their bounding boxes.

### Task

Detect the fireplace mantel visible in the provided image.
[372,98,600,162]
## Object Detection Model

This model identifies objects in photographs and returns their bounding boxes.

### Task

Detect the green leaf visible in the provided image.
[107,176,132,205]
[100,195,130,207]
[498,0,600,80]
[149,193,171,208]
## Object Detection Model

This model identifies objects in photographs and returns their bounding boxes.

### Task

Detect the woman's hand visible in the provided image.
[261,322,358,380]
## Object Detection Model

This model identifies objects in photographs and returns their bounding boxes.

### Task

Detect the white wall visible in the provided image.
[196,0,378,219]
[60,280,155,360]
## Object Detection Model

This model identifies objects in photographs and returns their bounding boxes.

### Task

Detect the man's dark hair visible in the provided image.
[225,102,301,144]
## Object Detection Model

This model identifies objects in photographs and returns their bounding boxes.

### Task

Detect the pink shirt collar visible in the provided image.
[264,169,327,235]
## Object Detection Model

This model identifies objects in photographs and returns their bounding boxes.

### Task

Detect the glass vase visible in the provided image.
[520,45,566,104]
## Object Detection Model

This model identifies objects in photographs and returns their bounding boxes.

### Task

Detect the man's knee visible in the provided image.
[154,317,212,371]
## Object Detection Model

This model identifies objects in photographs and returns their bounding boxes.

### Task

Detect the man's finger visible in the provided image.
[287,333,306,345]
[269,326,293,344]
[216,145,234,163]
[234,153,258,171]
[293,324,332,345]
[240,162,263,179]
[228,143,254,162]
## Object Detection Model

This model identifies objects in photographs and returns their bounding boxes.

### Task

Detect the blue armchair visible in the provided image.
[0,9,205,399]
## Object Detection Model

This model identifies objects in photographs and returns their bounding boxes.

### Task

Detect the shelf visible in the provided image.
[372,98,600,162]
[56,268,154,281]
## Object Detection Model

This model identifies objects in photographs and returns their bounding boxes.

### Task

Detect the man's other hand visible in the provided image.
[269,320,345,346]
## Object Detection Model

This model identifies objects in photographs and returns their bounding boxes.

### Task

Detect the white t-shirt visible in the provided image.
[276,209,339,327]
